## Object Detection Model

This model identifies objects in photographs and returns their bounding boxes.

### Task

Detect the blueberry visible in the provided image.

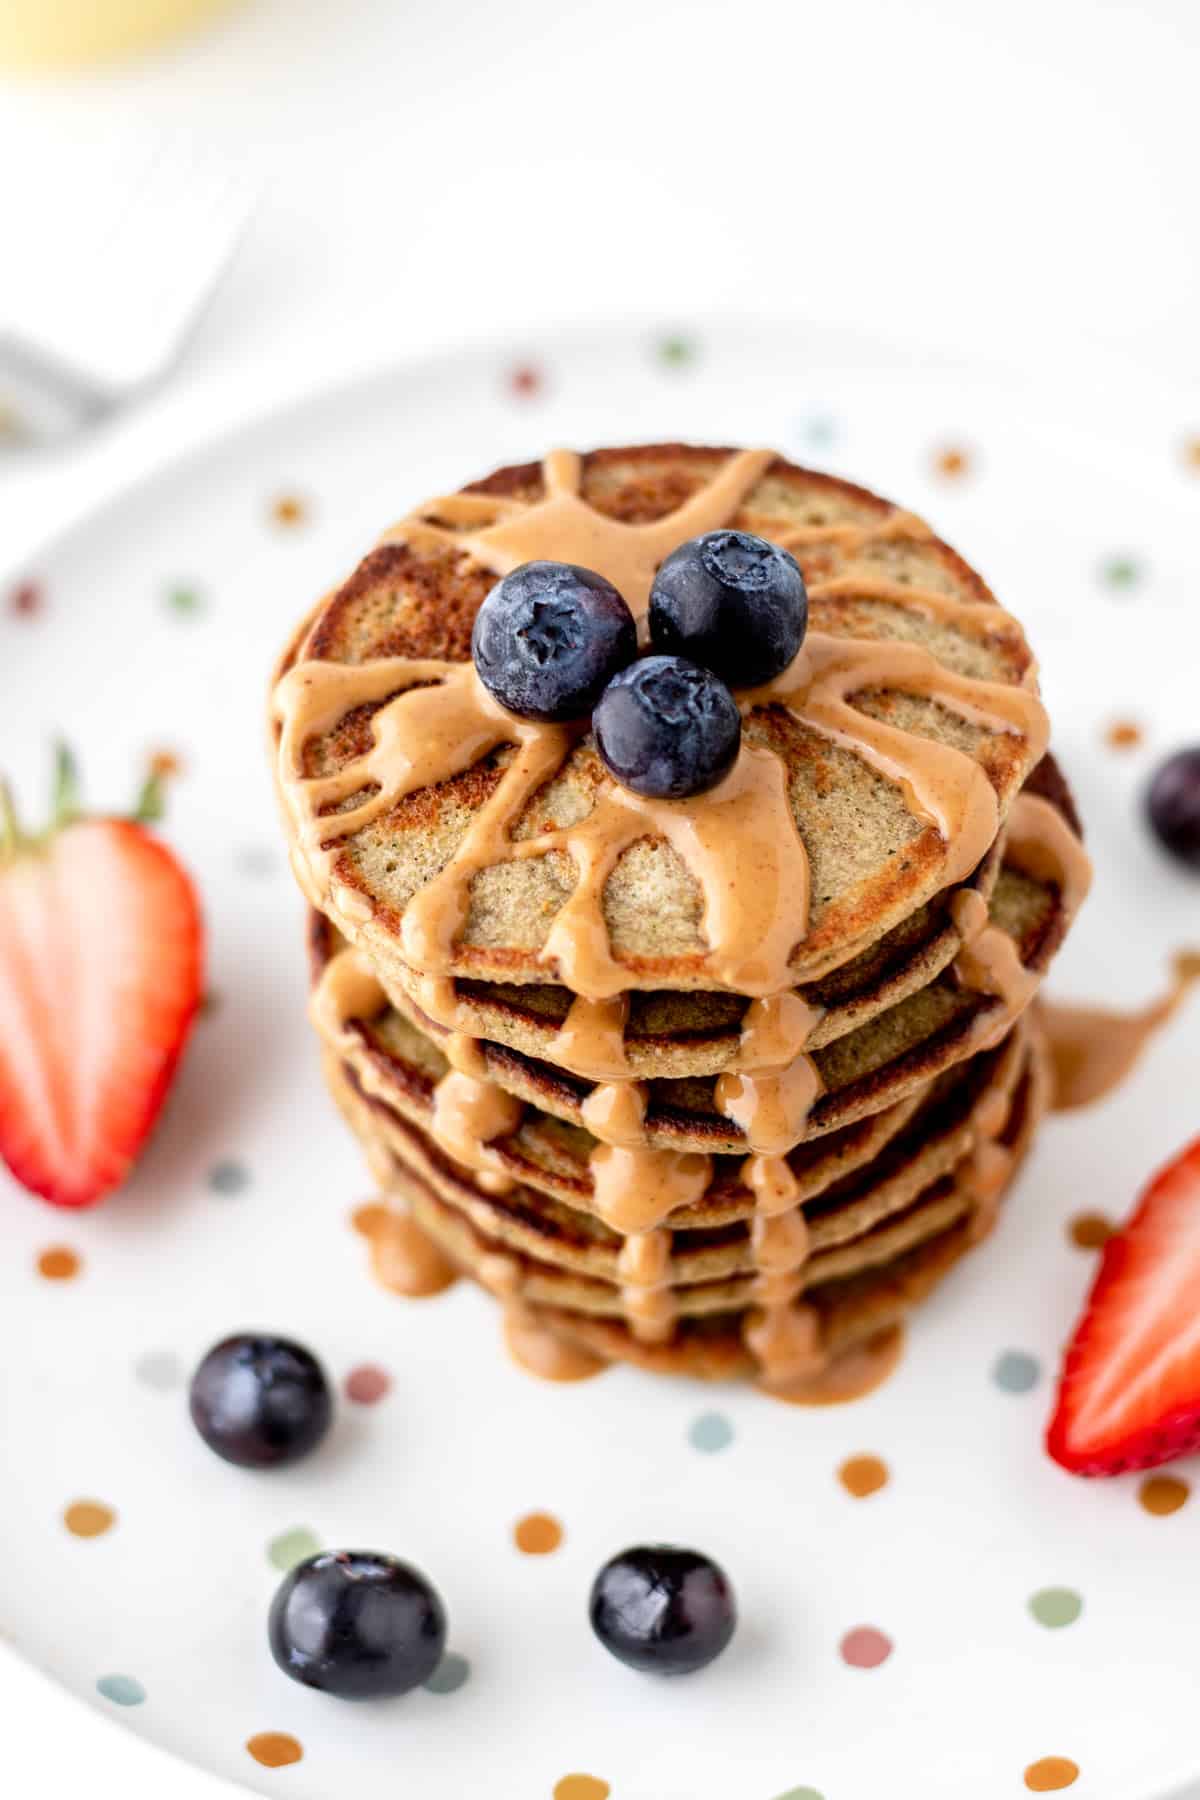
[269,1550,446,1700]
[593,656,741,799]
[589,1544,737,1675]
[472,561,636,722]
[650,529,807,687]
[189,1333,332,1469]
[1147,747,1200,871]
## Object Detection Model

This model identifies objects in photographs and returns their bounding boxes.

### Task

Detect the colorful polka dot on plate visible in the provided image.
[839,1625,892,1669]
[771,1789,826,1800]
[1139,1473,1190,1516]
[508,364,544,399]
[96,1673,145,1706]
[63,1500,116,1538]
[1104,718,1144,751]
[1029,1587,1083,1629]
[514,1512,563,1555]
[1068,1211,1115,1250]
[164,583,204,618]
[345,1363,391,1405]
[424,1651,471,1695]
[1182,436,1200,472]
[838,1454,889,1498]
[931,443,973,480]
[270,494,310,529]
[9,579,43,617]
[656,333,696,368]
[992,1349,1040,1393]
[1024,1755,1079,1791]
[1099,553,1141,590]
[267,1526,321,1572]
[207,1158,249,1196]
[247,1732,303,1768]
[553,1777,609,1800]
[37,1245,81,1281]
[688,1410,734,1452]
[134,1349,183,1391]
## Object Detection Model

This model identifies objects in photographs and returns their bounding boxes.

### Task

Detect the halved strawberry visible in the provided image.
[0,748,203,1208]
[1047,1135,1200,1475]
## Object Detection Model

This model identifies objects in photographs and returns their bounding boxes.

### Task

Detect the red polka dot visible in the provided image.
[508,364,544,399]
[345,1364,391,1405]
[10,580,43,617]
[839,1625,893,1668]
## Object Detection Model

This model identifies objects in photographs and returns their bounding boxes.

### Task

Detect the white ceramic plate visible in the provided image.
[3,323,1200,1800]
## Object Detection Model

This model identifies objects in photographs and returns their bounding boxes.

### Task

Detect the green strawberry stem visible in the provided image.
[0,743,172,860]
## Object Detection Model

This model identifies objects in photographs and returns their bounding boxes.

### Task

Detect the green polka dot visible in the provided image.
[1100,555,1141,590]
[657,334,696,368]
[688,1411,734,1453]
[1029,1587,1083,1629]
[97,1674,145,1706]
[424,1651,471,1694]
[268,1527,320,1572]
[165,584,204,617]
[771,1788,825,1800]
[992,1349,1040,1393]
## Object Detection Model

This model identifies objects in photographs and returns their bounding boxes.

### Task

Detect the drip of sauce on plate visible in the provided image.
[1043,950,1200,1111]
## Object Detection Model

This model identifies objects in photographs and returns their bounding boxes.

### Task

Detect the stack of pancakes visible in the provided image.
[270,444,1090,1390]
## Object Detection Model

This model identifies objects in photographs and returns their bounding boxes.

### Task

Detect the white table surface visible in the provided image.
[1,3,1198,1795]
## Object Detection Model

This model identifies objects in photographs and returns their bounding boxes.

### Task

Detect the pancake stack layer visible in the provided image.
[270,444,1091,1390]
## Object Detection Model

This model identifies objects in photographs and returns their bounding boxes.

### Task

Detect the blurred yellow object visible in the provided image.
[0,0,243,68]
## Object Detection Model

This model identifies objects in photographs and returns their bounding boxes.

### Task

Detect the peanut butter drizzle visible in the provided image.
[714,1056,824,1155]
[949,790,1094,1050]
[757,1324,905,1405]
[588,1142,713,1234]
[274,447,1051,1005]
[276,448,1066,1381]
[1042,950,1200,1111]
[429,1070,522,1196]
[616,1229,676,1343]
[357,1204,459,1298]
[501,1301,609,1382]
[579,1079,648,1146]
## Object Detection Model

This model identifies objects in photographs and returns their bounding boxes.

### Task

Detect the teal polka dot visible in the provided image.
[97,1674,145,1706]
[688,1411,734,1453]
[992,1349,1040,1393]
[1029,1587,1083,1629]
[268,1527,321,1572]
[424,1652,470,1694]
[208,1159,249,1196]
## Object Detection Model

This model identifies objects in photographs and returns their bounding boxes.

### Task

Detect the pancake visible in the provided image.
[272,444,1054,998]
[309,780,1083,1164]
[323,1017,1028,1286]
[325,1018,1050,1384]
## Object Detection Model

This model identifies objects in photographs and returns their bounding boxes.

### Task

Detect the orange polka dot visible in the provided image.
[1104,719,1143,751]
[247,1733,303,1768]
[838,1453,889,1497]
[1068,1211,1116,1250]
[1139,1474,1190,1516]
[270,494,309,528]
[37,1246,81,1280]
[1182,436,1200,473]
[148,748,184,780]
[553,1778,610,1800]
[63,1500,116,1538]
[514,1511,563,1555]
[932,445,972,480]
[1024,1755,1079,1791]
